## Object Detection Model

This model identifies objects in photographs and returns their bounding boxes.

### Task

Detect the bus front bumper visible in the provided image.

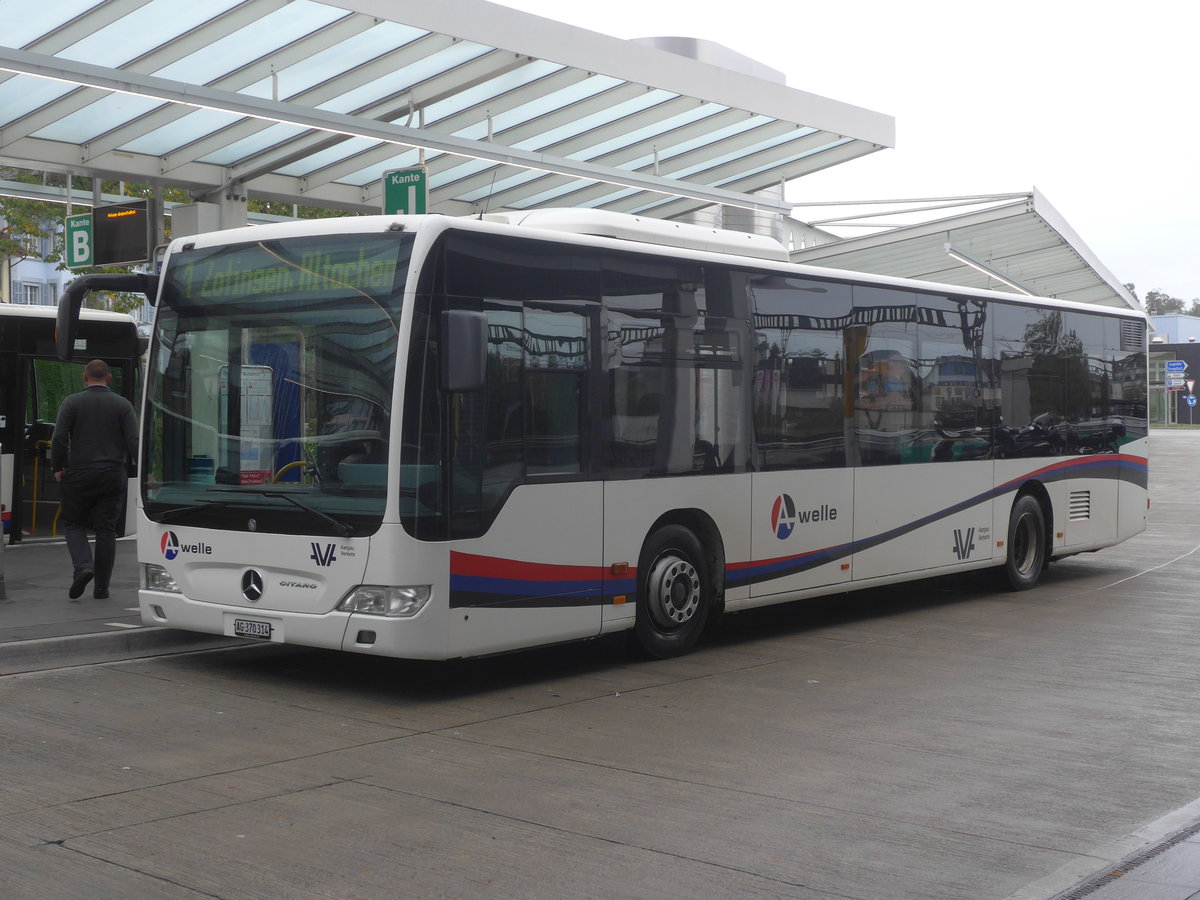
[139,591,449,659]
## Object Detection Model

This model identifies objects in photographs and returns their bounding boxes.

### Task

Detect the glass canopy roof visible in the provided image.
[0,0,894,218]
[790,191,1140,310]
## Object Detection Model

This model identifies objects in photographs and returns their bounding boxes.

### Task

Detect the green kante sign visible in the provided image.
[382,167,428,215]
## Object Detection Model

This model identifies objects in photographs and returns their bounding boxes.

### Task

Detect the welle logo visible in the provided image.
[310,542,337,567]
[771,494,797,539]
[161,530,212,560]
[771,493,838,541]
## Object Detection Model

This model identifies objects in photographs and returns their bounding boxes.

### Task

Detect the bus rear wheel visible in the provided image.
[634,525,712,658]
[1003,494,1048,591]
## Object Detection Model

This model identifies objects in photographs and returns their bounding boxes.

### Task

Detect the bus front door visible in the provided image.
[16,357,77,541]
[14,356,137,543]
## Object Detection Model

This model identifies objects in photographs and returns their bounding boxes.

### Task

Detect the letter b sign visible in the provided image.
[65,213,93,268]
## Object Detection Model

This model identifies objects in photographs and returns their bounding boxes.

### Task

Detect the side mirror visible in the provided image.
[440,309,487,392]
[57,273,159,361]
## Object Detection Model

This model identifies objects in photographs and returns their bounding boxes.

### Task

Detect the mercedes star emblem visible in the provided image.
[241,569,264,603]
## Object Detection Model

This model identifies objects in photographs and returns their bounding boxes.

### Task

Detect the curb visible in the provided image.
[0,628,243,675]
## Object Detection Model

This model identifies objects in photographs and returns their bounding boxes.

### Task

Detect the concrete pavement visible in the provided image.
[5,432,1200,897]
[0,536,236,675]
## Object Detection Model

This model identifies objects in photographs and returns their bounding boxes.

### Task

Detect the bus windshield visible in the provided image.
[143,232,413,536]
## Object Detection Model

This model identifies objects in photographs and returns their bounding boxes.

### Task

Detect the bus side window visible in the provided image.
[852,286,917,466]
[603,253,706,477]
[523,306,586,476]
[434,232,603,539]
[749,273,850,470]
[994,305,1070,457]
[916,296,990,463]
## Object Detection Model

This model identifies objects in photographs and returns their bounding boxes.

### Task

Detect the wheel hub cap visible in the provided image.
[647,554,700,629]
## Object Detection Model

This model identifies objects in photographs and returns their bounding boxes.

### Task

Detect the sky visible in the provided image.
[491,0,1198,302]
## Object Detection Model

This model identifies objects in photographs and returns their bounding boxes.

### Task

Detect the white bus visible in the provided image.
[1,303,143,543]
[60,210,1147,659]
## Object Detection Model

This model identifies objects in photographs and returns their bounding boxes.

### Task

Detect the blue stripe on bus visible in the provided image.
[728,455,1147,589]
[449,456,1148,605]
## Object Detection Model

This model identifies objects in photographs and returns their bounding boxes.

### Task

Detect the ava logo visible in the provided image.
[952,527,976,560]
[310,542,337,567]
[161,531,180,560]
[771,493,797,540]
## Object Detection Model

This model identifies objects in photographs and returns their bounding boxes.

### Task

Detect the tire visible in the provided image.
[1002,494,1047,590]
[634,525,712,658]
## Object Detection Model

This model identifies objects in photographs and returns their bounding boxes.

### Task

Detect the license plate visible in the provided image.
[233,618,273,640]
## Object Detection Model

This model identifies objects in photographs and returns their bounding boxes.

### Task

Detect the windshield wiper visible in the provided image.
[156,500,238,523]
[211,488,354,537]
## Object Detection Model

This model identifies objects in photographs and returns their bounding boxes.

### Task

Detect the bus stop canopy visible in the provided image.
[0,0,894,220]
[789,190,1140,311]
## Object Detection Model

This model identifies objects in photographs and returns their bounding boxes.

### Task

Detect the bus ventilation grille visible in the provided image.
[1120,319,1145,351]
[1069,490,1092,521]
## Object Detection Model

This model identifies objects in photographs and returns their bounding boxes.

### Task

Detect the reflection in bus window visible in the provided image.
[749,274,849,470]
[914,295,992,463]
[852,286,917,465]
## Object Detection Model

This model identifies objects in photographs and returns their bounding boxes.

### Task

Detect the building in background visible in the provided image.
[1,221,69,307]
[1148,319,1200,424]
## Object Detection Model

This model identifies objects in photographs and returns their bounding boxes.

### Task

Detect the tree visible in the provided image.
[0,170,68,304]
[0,198,62,265]
[0,170,66,267]
[1143,289,1187,316]
[0,168,176,314]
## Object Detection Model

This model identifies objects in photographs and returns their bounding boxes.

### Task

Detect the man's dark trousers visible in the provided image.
[61,465,126,593]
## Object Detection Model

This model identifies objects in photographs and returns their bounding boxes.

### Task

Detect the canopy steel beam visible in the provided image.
[228,48,537,185]
[2,0,294,146]
[364,84,698,199]
[82,9,375,161]
[157,31,462,173]
[424,106,758,206]
[479,118,810,211]
[489,129,849,216]
[0,47,795,214]
[325,0,895,149]
[295,64,594,192]
[0,0,153,89]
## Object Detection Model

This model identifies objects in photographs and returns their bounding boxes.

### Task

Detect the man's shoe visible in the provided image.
[93,589,110,600]
[69,569,94,599]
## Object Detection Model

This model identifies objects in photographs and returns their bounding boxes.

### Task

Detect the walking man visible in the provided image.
[51,359,139,600]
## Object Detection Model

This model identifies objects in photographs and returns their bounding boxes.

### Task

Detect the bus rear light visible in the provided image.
[338,585,431,618]
[144,564,180,593]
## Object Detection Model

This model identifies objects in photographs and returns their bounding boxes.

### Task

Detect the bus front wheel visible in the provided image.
[1003,494,1048,591]
[634,525,712,658]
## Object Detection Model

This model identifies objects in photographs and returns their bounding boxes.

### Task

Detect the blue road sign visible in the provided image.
[1167,359,1187,373]
[1188,395,1197,407]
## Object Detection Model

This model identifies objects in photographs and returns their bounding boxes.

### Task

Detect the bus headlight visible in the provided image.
[337,585,431,617]
[144,564,180,593]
